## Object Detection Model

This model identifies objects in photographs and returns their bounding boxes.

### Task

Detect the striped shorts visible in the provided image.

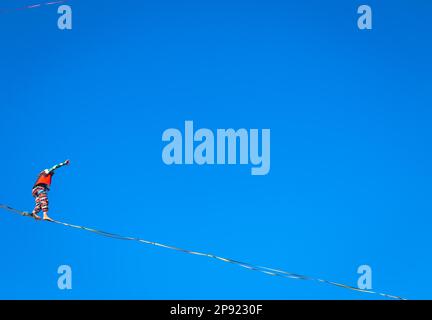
[32,186,49,214]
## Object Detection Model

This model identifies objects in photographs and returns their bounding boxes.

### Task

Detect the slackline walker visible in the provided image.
[0,204,405,300]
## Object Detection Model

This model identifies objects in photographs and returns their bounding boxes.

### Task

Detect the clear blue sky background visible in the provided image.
[0,0,431,300]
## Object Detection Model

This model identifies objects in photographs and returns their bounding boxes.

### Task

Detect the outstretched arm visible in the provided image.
[46,160,70,174]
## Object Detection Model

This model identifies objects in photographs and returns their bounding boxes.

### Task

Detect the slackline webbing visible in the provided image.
[0,203,406,300]
[0,1,69,14]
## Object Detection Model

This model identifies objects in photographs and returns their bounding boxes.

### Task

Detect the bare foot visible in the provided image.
[43,214,54,222]
[32,213,41,220]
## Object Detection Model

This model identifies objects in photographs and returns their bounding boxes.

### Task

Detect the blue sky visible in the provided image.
[0,0,431,299]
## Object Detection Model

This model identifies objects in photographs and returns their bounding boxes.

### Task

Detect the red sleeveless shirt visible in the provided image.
[33,171,54,188]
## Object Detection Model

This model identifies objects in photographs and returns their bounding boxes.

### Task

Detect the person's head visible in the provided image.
[42,169,54,176]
